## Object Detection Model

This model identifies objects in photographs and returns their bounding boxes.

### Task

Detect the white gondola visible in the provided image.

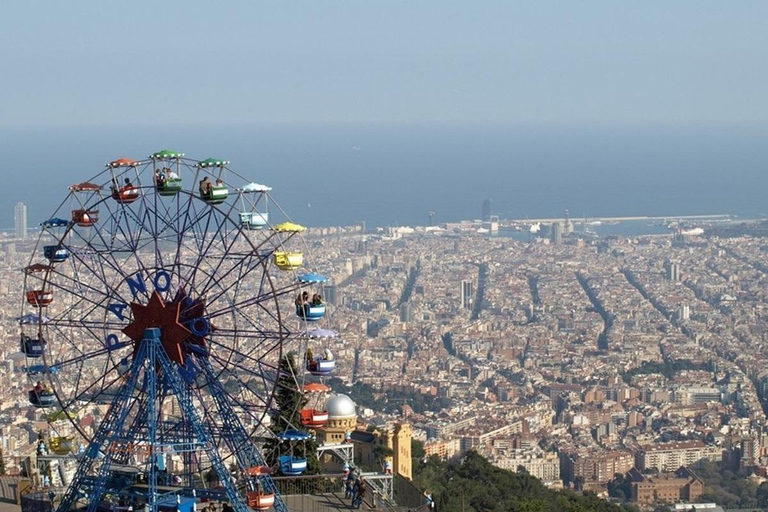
[238,182,272,230]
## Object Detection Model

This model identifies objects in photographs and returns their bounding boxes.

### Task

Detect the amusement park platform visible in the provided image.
[284,492,368,510]
[0,504,19,512]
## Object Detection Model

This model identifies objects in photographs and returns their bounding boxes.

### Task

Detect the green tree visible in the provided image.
[412,451,627,512]
[373,444,394,471]
[757,481,768,507]
[411,439,426,460]
[265,354,321,475]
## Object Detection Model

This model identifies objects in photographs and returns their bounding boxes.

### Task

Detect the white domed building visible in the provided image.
[317,394,357,445]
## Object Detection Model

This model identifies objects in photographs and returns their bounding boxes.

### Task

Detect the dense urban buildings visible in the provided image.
[3,217,768,509]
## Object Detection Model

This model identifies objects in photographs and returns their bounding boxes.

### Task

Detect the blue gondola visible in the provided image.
[307,328,338,339]
[278,455,307,476]
[297,273,328,284]
[21,335,44,358]
[277,430,310,476]
[306,356,335,376]
[296,273,328,320]
[29,390,56,408]
[280,429,310,442]
[44,245,70,263]
[26,365,58,375]
[41,218,71,228]
[296,303,326,321]
[17,313,49,325]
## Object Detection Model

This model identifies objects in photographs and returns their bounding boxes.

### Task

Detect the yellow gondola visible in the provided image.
[273,222,306,233]
[50,436,74,454]
[274,251,303,270]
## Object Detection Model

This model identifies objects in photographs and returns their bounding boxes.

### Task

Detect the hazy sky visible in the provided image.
[3,1,766,127]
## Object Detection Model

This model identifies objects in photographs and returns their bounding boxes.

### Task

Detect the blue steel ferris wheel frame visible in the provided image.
[19,154,314,512]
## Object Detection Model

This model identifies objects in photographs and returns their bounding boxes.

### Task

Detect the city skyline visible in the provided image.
[2,1,767,510]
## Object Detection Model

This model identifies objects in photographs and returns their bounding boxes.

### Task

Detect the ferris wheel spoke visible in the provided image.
[42,287,124,333]
[53,346,114,370]
[204,353,278,413]
[184,211,233,292]
[60,367,131,416]
[198,256,273,308]
[104,203,149,255]
[45,319,126,331]
[44,270,124,310]
[210,327,286,341]
[62,234,133,302]
[207,335,282,366]
[73,200,144,275]
[202,257,295,320]
[195,235,248,297]
[206,280,298,320]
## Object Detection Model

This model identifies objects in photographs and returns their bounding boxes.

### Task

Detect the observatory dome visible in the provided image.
[325,394,357,419]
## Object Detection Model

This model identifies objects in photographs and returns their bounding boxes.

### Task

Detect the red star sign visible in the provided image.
[122,291,192,365]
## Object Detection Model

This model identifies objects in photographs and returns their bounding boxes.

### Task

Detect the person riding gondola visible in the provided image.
[200,177,213,198]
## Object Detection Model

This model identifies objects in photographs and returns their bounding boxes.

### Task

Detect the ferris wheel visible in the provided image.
[18,151,333,512]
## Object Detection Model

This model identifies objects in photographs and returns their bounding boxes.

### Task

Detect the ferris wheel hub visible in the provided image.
[122,291,192,365]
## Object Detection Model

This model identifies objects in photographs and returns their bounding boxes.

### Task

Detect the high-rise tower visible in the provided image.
[551,222,563,245]
[481,199,492,221]
[14,202,27,240]
[461,279,473,309]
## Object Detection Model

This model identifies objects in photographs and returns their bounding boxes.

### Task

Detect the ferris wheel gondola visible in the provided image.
[151,149,184,196]
[305,329,338,376]
[196,158,230,204]
[276,429,310,475]
[69,182,102,227]
[300,382,330,428]
[108,158,140,204]
[295,273,328,321]
[238,182,272,230]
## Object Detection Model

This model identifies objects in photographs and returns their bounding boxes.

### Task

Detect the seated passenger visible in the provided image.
[155,169,164,187]
[200,177,213,198]
[311,293,324,306]
[324,348,333,361]
[120,177,136,196]
[166,167,179,180]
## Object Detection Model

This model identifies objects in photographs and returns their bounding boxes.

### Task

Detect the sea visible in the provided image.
[1,122,766,232]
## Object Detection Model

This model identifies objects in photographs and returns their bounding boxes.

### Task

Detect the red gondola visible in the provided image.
[27,290,53,307]
[72,209,99,227]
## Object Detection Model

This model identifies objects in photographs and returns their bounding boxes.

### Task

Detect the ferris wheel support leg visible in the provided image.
[181,383,195,488]
[146,331,159,512]
[56,337,151,512]
[198,359,289,512]
[153,337,250,512]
